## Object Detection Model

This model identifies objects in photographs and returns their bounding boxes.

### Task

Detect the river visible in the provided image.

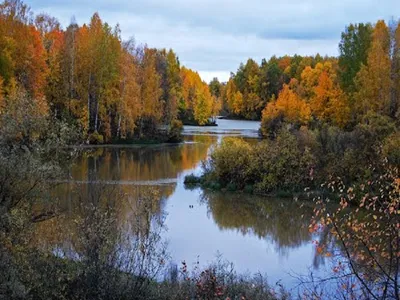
[33,119,330,291]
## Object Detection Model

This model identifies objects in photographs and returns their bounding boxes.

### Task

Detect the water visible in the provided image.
[183,119,261,137]
[34,119,330,290]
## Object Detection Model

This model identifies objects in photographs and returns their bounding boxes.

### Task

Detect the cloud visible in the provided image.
[29,0,400,82]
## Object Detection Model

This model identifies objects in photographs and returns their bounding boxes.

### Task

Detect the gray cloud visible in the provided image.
[29,0,400,82]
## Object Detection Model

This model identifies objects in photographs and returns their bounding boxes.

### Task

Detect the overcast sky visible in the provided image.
[29,0,399,82]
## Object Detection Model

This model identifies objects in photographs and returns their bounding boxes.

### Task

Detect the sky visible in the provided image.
[29,0,399,83]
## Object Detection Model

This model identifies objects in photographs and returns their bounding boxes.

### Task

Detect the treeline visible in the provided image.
[0,0,220,144]
[211,54,336,120]
[210,21,400,129]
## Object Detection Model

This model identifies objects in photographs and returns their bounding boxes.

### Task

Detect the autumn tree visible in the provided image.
[0,0,47,98]
[312,71,350,127]
[137,47,163,137]
[180,67,215,125]
[116,39,140,139]
[390,21,400,118]
[354,20,391,118]
[36,14,66,116]
[231,59,263,119]
[225,77,243,116]
[261,81,311,137]
[300,62,350,127]
[155,49,182,125]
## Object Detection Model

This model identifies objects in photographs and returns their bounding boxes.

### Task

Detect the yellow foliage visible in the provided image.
[141,48,162,121]
[118,47,141,138]
[300,62,335,99]
[180,67,216,124]
[355,20,391,117]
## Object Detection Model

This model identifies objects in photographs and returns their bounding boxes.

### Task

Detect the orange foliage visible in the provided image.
[262,84,311,126]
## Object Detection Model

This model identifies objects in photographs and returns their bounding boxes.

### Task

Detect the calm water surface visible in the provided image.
[36,119,330,290]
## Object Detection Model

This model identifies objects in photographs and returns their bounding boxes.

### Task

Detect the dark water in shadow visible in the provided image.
[33,120,331,289]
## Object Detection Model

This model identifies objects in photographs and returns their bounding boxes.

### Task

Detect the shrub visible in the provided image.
[167,119,183,143]
[88,131,104,144]
[157,259,285,300]
[226,183,237,191]
[244,185,254,194]
[210,138,253,189]
[383,131,400,166]
[251,131,315,193]
[184,174,202,185]
[209,181,222,190]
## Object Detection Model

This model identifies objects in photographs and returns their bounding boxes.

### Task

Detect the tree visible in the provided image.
[299,62,350,127]
[0,1,47,98]
[225,77,243,116]
[180,67,215,125]
[338,23,373,92]
[194,83,213,125]
[117,39,140,139]
[391,21,400,118]
[138,47,163,136]
[354,20,391,118]
[261,82,311,137]
[38,17,66,117]
[165,49,182,124]
[232,59,263,119]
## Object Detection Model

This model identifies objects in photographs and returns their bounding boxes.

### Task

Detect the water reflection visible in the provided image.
[201,191,314,252]
[70,135,216,185]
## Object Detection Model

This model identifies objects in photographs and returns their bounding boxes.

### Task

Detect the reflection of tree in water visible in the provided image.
[32,184,166,248]
[71,135,216,184]
[201,191,317,254]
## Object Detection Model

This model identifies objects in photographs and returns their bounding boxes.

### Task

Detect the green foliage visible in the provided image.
[206,133,315,194]
[167,119,183,143]
[383,132,400,166]
[184,173,202,185]
[87,131,104,145]
[338,23,373,92]
[210,138,253,189]
[226,183,237,191]
[251,131,315,193]
[244,185,254,194]
[205,118,399,196]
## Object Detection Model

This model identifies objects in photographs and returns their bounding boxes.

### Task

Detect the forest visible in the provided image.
[0,0,220,144]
